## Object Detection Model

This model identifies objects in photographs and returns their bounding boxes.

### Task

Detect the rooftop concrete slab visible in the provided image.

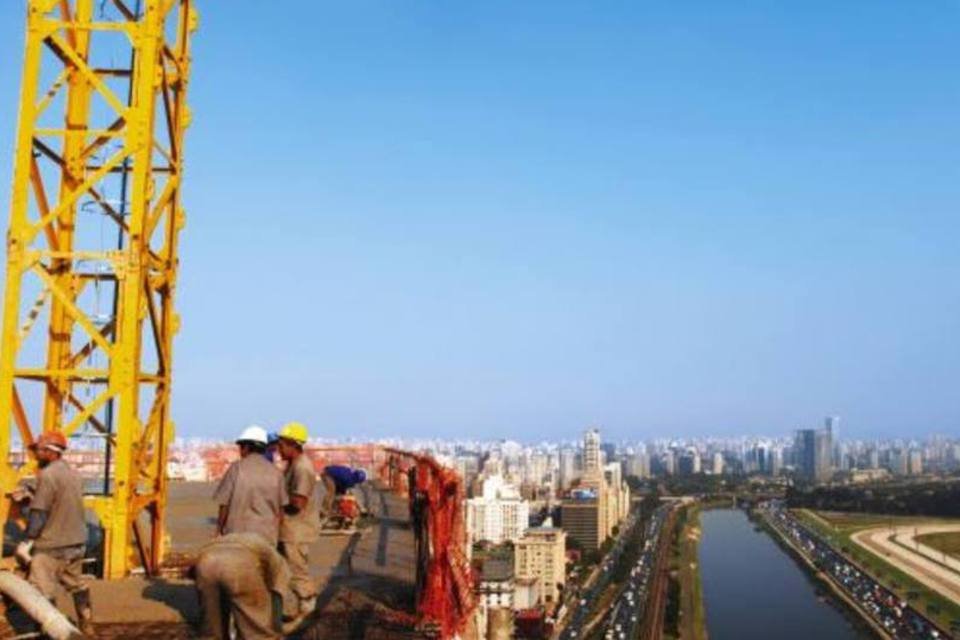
[2,481,420,639]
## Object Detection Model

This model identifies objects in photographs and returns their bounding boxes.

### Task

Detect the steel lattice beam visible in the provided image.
[0,0,196,578]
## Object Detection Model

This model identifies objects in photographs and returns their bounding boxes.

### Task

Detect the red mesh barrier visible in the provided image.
[402,452,476,638]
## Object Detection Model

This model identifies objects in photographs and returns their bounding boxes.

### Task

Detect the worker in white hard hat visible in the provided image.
[213,425,288,546]
[276,421,320,614]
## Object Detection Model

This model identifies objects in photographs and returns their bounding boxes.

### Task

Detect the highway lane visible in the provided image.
[601,504,672,640]
[762,502,952,640]
[558,504,673,640]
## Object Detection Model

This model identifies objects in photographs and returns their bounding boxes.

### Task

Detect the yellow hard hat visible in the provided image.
[278,421,309,444]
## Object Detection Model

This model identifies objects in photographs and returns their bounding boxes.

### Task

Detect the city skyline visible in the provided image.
[168,420,955,446]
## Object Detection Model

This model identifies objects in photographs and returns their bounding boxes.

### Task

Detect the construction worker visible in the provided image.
[15,431,93,635]
[276,421,319,614]
[214,425,287,546]
[320,465,367,516]
[195,531,297,640]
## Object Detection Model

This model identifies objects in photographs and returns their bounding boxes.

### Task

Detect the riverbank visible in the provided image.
[664,503,708,640]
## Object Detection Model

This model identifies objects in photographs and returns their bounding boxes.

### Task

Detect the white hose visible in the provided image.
[0,571,83,640]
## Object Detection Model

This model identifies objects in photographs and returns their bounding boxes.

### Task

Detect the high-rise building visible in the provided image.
[769,447,783,476]
[712,452,724,475]
[603,462,623,533]
[559,448,577,491]
[677,449,701,475]
[816,430,832,481]
[796,428,832,484]
[825,416,840,441]
[801,435,816,478]
[559,428,629,549]
[618,479,631,523]
[661,450,676,475]
[560,496,603,550]
[466,475,530,545]
[583,428,601,477]
[514,527,566,605]
[825,416,842,469]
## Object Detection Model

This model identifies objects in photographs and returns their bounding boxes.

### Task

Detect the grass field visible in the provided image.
[917,532,960,561]
[664,504,707,640]
[794,509,960,633]
[679,509,707,640]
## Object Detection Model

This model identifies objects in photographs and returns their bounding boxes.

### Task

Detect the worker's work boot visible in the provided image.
[72,588,94,636]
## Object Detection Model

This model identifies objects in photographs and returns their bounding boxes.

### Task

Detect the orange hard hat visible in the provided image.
[31,431,67,452]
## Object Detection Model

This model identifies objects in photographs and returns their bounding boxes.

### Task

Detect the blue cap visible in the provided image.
[267,431,280,444]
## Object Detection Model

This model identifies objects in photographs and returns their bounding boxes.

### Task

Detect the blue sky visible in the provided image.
[0,2,958,441]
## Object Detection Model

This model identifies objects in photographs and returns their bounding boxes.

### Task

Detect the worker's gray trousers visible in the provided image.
[196,550,281,640]
[279,541,316,600]
[29,545,85,599]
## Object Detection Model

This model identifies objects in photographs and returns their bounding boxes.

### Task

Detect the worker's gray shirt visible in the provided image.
[197,532,297,621]
[31,459,86,551]
[279,453,319,543]
[214,454,288,546]
[199,532,293,595]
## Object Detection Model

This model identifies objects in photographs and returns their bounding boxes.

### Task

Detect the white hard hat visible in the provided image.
[236,425,268,445]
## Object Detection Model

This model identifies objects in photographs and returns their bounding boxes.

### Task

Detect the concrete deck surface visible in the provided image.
[1,481,419,638]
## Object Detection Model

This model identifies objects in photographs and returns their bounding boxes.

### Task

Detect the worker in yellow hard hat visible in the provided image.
[276,422,320,614]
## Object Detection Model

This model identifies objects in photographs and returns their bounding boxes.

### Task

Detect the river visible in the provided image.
[698,509,870,640]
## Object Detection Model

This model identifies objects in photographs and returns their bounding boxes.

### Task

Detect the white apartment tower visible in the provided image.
[712,452,724,475]
[466,475,530,545]
[583,428,602,479]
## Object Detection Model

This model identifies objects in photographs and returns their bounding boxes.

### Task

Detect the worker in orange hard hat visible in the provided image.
[19,431,93,634]
[276,422,320,614]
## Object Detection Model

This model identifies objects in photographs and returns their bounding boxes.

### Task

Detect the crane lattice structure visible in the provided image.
[0,0,196,578]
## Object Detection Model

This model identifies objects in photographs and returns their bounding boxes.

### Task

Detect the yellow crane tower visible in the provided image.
[0,0,196,578]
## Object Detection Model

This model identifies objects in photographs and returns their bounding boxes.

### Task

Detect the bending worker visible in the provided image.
[276,422,319,614]
[195,532,296,640]
[16,431,93,635]
[320,465,367,516]
[214,425,287,545]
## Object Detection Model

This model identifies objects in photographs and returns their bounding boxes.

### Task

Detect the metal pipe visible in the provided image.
[0,571,83,640]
